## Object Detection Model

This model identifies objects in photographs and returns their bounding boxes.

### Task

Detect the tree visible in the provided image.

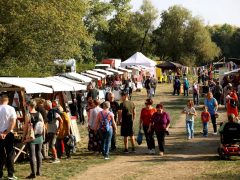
[208,24,236,58]
[0,0,93,76]
[230,28,240,58]
[152,5,220,65]
[101,0,158,60]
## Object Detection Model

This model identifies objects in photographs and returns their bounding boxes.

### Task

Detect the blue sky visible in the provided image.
[130,0,240,26]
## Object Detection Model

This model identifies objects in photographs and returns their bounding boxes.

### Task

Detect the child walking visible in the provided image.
[182,100,197,140]
[201,106,211,137]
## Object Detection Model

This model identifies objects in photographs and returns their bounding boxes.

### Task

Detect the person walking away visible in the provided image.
[77,90,87,125]
[148,104,170,156]
[213,82,223,105]
[56,106,71,159]
[173,76,181,96]
[192,82,200,105]
[204,92,218,135]
[0,95,18,180]
[108,93,119,151]
[201,106,211,137]
[88,100,102,153]
[36,99,48,159]
[22,100,44,179]
[118,92,136,153]
[151,76,157,96]
[183,78,189,96]
[226,89,239,120]
[139,99,157,154]
[95,101,117,159]
[182,100,197,139]
[144,76,152,98]
[45,100,63,163]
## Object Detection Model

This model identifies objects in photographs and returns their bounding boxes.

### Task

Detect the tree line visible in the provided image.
[0,0,239,76]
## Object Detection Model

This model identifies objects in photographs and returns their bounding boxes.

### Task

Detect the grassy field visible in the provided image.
[13,81,240,180]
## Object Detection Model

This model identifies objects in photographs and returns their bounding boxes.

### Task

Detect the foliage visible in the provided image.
[0,0,93,76]
[100,0,158,61]
[207,24,236,58]
[152,5,220,65]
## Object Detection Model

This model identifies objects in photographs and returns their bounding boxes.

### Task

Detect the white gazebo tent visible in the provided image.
[121,52,156,76]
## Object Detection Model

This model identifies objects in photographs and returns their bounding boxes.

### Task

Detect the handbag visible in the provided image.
[24,122,35,143]
[137,129,143,145]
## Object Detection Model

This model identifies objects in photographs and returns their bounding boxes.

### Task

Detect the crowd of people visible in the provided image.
[1,68,240,179]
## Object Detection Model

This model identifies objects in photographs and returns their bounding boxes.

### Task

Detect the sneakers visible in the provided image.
[8,175,18,180]
[151,149,156,154]
[148,149,152,154]
[212,132,218,135]
[104,156,110,160]
[187,136,191,140]
[131,148,136,153]
[124,149,129,153]
[148,149,155,154]
[51,158,60,163]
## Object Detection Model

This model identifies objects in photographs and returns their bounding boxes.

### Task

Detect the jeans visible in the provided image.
[111,131,116,150]
[143,125,155,150]
[186,121,194,138]
[193,93,199,105]
[202,122,208,136]
[101,128,113,157]
[0,133,15,178]
[155,131,166,152]
[211,115,217,133]
[184,88,189,96]
[27,143,43,175]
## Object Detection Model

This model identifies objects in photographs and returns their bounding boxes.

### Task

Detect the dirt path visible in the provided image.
[73,85,221,180]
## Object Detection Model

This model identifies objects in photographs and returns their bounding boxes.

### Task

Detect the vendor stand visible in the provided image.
[0,77,53,162]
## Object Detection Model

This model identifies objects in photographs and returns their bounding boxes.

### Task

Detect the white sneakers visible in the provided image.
[148,149,156,155]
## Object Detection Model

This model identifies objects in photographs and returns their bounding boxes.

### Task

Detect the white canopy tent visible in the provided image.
[24,78,74,92]
[0,77,53,94]
[121,52,157,67]
[46,76,86,91]
[107,68,123,75]
[224,68,240,75]
[117,67,132,73]
[61,72,92,83]
[81,73,101,80]
[93,69,114,76]
[85,70,106,78]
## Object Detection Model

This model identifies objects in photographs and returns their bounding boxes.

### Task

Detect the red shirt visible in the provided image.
[201,111,210,123]
[227,92,238,117]
[140,108,157,126]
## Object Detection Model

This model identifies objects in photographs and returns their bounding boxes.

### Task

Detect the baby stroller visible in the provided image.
[218,122,240,159]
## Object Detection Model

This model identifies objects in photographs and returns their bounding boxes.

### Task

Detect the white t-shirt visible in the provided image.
[0,104,17,132]
[89,106,103,130]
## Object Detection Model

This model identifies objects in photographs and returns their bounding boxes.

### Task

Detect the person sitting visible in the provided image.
[219,114,240,145]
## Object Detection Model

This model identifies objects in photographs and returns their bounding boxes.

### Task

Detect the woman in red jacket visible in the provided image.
[139,99,157,154]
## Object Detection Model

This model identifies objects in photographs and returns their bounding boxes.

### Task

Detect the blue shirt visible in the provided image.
[204,98,217,115]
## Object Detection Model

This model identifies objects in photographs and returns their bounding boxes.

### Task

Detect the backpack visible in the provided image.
[230,98,238,108]
[99,112,112,132]
[30,112,44,135]
[47,108,57,123]
[145,79,151,89]
[184,80,189,88]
